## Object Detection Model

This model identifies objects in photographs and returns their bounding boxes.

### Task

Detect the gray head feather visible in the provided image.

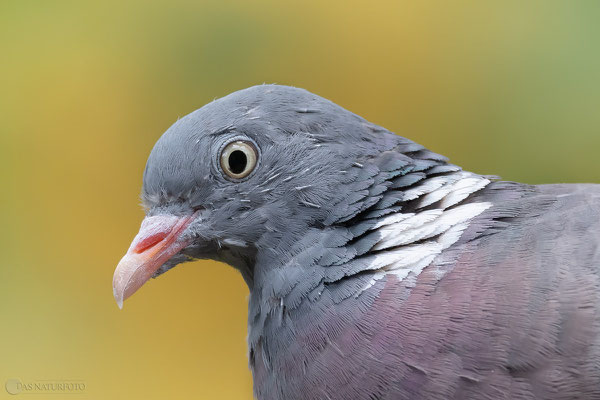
[141,85,448,285]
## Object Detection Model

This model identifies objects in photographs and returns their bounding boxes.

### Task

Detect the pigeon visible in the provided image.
[113,85,600,400]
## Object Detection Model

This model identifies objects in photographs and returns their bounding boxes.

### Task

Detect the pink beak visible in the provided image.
[112,212,198,308]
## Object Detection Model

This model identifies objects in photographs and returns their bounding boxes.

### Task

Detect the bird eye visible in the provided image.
[219,140,258,180]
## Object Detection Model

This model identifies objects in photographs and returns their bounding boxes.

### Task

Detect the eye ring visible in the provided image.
[219,140,258,180]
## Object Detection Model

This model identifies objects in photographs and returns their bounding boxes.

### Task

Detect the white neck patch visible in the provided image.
[360,172,491,291]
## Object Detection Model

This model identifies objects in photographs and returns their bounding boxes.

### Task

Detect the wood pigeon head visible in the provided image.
[112,84,459,307]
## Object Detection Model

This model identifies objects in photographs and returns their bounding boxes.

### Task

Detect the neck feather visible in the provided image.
[248,169,493,341]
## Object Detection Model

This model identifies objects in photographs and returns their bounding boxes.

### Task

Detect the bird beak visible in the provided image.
[112,212,198,309]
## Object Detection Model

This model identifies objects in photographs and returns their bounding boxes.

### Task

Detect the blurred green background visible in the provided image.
[1,1,599,399]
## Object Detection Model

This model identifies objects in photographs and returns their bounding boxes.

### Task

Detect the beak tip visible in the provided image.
[113,285,124,310]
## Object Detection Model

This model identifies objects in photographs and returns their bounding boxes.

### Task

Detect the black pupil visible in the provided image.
[228,150,248,174]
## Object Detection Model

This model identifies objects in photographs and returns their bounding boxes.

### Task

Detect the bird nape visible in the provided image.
[113,85,600,400]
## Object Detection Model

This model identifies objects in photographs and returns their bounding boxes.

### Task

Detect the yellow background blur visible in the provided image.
[1,1,599,399]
